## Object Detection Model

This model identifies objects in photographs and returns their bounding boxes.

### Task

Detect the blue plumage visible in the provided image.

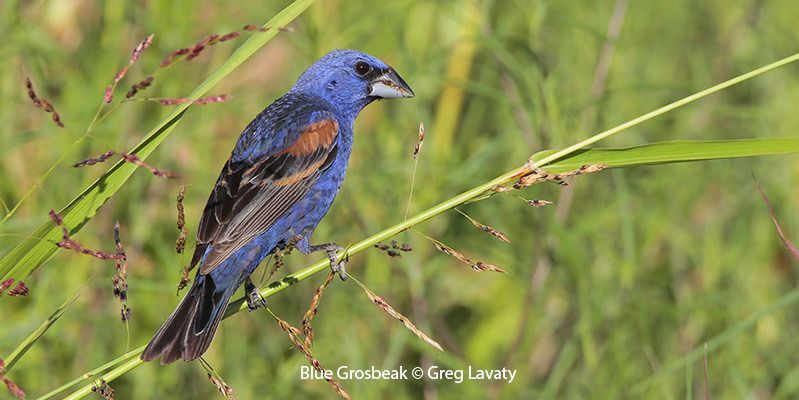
[142,49,414,364]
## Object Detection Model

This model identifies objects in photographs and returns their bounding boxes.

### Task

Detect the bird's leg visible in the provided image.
[308,242,348,281]
[244,277,267,312]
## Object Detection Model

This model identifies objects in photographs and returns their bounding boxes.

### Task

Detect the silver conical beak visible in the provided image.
[368,67,415,99]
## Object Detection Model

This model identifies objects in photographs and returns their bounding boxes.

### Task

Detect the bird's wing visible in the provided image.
[191,117,340,275]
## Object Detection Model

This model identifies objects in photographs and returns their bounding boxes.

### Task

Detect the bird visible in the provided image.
[141,49,414,364]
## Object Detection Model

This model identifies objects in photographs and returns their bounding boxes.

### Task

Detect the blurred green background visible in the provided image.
[2,0,799,398]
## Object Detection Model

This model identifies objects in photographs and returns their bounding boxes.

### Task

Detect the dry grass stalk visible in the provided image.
[25,77,64,127]
[119,153,178,178]
[6,281,28,297]
[525,199,552,207]
[175,185,187,254]
[0,358,25,399]
[0,279,14,295]
[194,94,231,104]
[265,235,301,281]
[177,267,191,293]
[175,185,191,292]
[72,150,116,167]
[413,122,425,159]
[456,209,511,243]
[157,94,231,105]
[352,278,443,352]
[302,271,336,348]
[198,358,235,399]
[755,179,799,260]
[427,237,506,273]
[206,373,235,400]
[374,240,412,258]
[271,312,351,399]
[105,34,154,103]
[159,48,189,68]
[112,222,131,322]
[50,210,123,261]
[72,150,178,179]
[125,76,154,99]
[91,379,115,400]
[514,163,607,189]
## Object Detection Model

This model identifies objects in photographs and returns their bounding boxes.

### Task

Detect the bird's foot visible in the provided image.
[244,278,267,312]
[309,242,348,281]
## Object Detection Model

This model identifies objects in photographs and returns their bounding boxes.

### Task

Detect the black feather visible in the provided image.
[141,275,235,364]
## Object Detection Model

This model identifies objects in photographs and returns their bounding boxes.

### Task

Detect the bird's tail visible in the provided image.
[141,275,237,364]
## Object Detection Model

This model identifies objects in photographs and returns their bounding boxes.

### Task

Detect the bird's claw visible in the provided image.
[244,278,267,312]
[310,242,348,281]
[326,249,348,282]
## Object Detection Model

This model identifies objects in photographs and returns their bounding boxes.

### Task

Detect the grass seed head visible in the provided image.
[473,261,506,273]
[91,379,115,400]
[125,75,154,99]
[25,77,64,127]
[413,122,425,159]
[48,209,63,225]
[526,199,553,207]
[3,378,25,399]
[479,224,511,243]
[0,279,14,293]
[177,266,191,292]
[302,272,335,348]
[103,85,114,103]
[72,150,116,168]
[194,94,231,104]
[158,98,189,105]
[206,373,235,400]
[159,48,189,67]
[361,286,443,351]
[129,34,154,66]
[175,185,187,254]
[430,238,505,273]
[113,222,131,322]
[7,282,29,297]
[119,153,178,178]
[219,32,241,42]
[755,179,799,260]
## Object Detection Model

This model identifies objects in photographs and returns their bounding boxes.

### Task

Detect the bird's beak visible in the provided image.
[368,67,415,99]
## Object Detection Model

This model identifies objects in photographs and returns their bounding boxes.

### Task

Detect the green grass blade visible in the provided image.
[0,0,316,283]
[631,287,799,395]
[532,138,799,173]
[35,348,143,400]
[531,52,799,168]
[3,284,85,373]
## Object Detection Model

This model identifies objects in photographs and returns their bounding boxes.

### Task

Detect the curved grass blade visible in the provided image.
[36,348,143,400]
[631,287,799,395]
[532,138,799,173]
[0,0,316,283]
[3,284,86,373]
[530,52,799,168]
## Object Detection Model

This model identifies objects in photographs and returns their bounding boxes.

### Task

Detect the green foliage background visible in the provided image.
[2,0,799,398]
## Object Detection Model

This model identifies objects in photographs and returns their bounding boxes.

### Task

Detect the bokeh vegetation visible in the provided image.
[2,0,799,398]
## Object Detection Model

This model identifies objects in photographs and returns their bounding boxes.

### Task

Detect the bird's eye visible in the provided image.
[354,61,372,76]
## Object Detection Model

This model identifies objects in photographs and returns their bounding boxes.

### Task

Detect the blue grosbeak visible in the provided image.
[142,49,414,364]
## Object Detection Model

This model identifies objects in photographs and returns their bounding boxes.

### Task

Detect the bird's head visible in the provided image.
[291,49,414,120]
